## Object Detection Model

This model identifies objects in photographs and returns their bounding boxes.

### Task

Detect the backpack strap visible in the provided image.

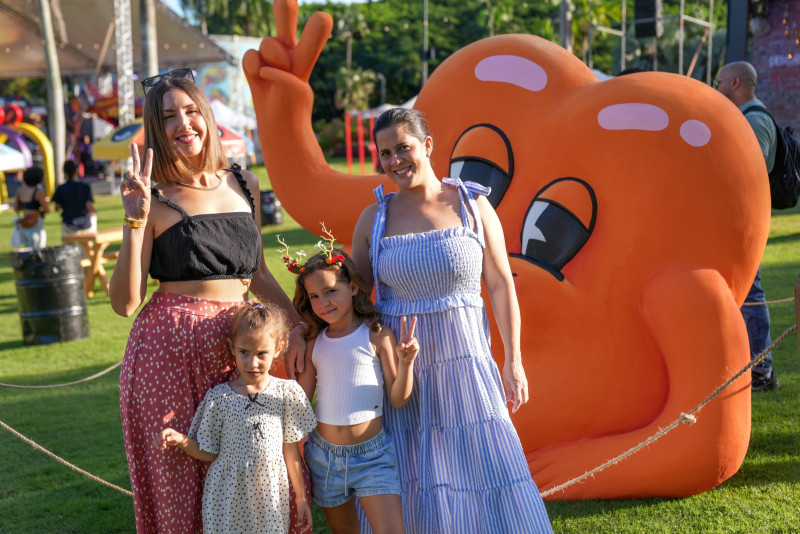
[743,104,775,124]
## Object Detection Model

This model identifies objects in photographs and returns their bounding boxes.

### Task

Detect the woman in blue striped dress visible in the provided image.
[351,108,552,533]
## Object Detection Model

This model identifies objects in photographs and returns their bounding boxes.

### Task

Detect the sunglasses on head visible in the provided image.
[141,68,195,95]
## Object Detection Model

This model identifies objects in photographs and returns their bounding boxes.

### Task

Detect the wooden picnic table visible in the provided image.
[62,227,124,298]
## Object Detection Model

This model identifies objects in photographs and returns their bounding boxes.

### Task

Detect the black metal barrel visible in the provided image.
[9,245,89,345]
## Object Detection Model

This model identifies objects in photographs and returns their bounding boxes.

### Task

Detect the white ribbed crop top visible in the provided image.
[311,323,384,426]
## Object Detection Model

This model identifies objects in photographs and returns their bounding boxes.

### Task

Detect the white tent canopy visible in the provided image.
[0,0,234,79]
[0,144,26,172]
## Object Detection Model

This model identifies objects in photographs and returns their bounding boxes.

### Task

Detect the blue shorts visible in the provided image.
[303,428,401,507]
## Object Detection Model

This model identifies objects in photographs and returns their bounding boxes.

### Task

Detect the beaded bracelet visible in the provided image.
[123,214,147,228]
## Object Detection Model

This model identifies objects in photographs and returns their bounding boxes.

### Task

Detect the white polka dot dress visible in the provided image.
[120,293,315,533]
[189,379,316,534]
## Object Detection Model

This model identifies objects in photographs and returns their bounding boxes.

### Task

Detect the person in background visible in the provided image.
[715,61,780,392]
[52,160,96,235]
[13,166,50,248]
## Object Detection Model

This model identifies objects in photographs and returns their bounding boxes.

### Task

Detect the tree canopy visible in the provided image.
[179,0,727,123]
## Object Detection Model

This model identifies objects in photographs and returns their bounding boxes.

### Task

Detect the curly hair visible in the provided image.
[22,167,44,187]
[229,299,288,354]
[292,248,381,340]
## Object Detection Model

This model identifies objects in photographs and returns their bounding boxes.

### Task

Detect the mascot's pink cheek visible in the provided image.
[597,103,669,131]
[680,120,712,147]
[474,55,548,92]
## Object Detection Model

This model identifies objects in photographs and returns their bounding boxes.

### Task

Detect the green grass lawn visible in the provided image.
[0,168,798,533]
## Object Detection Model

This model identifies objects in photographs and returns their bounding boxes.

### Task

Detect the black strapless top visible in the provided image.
[148,165,262,282]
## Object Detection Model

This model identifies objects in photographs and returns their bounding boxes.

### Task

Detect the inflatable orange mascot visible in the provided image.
[244,0,770,499]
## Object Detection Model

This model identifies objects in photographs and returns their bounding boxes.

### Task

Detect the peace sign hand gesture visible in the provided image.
[397,316,419,365]
[120,143,152,222]
[242,0,333,121]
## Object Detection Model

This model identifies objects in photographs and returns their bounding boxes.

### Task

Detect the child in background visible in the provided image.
[154,300,316,534]
[285,233,418,534]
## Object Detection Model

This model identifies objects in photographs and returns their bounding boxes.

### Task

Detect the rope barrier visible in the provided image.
[741,296,794,306]
[0,418,133,497]
[0,360,122,389]
[0,296,795,501]
[540,323,796,498]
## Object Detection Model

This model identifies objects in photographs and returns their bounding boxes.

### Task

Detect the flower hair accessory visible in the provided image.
[276,223,343,275]
[276,235,307,274]
[248,298,264,310]
[315,223,345,266]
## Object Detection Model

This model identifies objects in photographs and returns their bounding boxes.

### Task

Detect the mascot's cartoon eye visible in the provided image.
[511,177,597,281]
[448,124,513,208]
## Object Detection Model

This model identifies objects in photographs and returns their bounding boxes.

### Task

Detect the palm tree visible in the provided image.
[180,0,274,37]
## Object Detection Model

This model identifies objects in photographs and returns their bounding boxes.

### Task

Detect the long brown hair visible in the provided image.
[292,248,381,340]
[141,75,227,185]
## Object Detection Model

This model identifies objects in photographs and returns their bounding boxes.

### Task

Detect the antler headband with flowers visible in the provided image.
[277,223,344,275]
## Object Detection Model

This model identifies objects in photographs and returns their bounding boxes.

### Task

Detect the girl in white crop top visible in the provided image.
[293,247,418,534]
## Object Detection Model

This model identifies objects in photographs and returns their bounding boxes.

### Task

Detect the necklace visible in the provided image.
[176,174,223,191]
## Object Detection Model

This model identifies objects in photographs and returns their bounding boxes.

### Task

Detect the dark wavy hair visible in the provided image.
[292,248,381,340]
[229,300,289,359]
[372,107,431,143]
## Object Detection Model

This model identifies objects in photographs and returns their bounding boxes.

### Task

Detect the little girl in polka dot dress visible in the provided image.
[154,300,317,534]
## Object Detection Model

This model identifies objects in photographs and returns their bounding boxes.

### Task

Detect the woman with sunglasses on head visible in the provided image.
[110,69,307,534]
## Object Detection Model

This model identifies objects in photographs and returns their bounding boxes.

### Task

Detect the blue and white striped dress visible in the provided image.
[367,178,552,533]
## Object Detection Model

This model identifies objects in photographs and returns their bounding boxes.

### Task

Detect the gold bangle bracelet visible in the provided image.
[123,215,147,228]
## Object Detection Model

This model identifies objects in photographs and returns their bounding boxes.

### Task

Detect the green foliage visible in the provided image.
[301,0,563,122]
[0,79,48,107]
[180,0,275,36]
[314,117,346,158]
[334,66,378,112]
[620,0,729,78]
[179,0,727,132]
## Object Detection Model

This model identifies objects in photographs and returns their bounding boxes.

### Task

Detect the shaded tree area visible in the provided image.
[180,0,274,37]
[177,0,727,124]
[300,0,560,121]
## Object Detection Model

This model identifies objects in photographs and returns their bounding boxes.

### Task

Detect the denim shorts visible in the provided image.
[303,428,401,507]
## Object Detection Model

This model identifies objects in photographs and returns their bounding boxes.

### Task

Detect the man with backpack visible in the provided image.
[715,61,780,392]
